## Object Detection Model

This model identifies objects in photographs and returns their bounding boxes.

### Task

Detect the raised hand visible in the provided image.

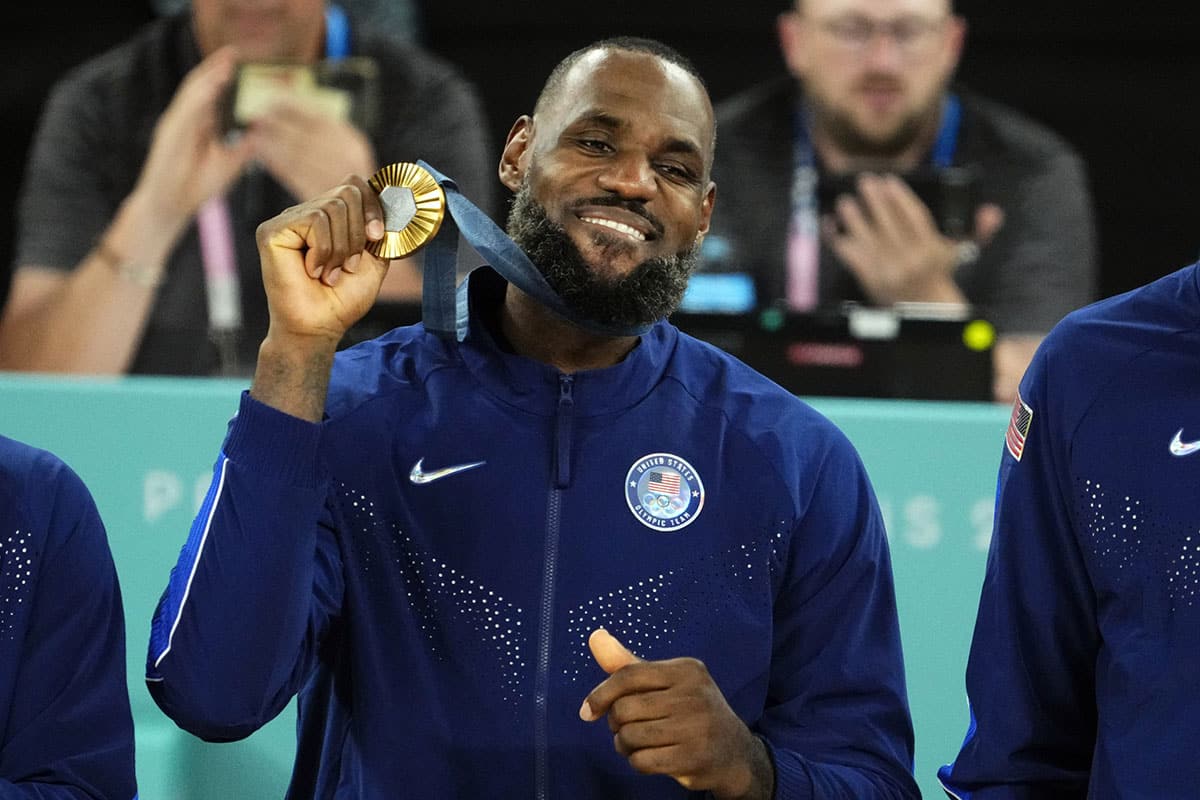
[255,175,390,344]
[580,629,773,800]
[133,46,256,236]
[823,173,1004,306]
[248,95,377,203]
[250,175,389,421]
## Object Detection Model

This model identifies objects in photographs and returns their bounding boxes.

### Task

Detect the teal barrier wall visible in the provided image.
[0,375,1008,799]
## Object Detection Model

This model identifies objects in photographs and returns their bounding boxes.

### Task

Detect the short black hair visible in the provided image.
[533,36,709,118]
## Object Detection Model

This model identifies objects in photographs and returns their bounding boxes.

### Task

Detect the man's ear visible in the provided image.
[777,10,809,79]
[499,115,535,193]
[697,181,716,237]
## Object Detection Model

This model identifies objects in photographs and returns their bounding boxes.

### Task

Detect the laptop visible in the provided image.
[669,304,994,402]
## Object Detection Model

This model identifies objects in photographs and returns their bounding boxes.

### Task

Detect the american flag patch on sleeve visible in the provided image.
[1005,391,1034,461]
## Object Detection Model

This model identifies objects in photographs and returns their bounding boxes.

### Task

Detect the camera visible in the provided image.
[817,165,981,238]
[222,57,380,137]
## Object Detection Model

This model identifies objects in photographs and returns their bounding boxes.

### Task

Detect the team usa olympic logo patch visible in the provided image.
[624,453,705,531]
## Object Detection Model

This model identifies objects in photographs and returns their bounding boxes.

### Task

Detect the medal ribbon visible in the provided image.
[415,160,654,341]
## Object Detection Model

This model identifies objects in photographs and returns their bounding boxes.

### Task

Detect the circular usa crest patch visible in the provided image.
[624,453,705,531]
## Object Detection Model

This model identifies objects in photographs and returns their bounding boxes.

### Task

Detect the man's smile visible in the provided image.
[572,204,662,244]
[580,215,648,242]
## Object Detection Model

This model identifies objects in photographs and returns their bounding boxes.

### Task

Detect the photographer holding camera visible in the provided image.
[0,0,492,376]
[699,0,1097,403]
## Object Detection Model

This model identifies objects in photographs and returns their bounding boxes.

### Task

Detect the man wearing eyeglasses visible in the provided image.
[697,0,1097,404]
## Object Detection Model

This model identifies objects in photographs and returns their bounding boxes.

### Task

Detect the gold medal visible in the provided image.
[366,162,446,259]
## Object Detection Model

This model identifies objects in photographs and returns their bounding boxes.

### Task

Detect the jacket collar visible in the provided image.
[453,267,678,418]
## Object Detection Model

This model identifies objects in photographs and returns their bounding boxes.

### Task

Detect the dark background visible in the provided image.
[5,2,1199,312]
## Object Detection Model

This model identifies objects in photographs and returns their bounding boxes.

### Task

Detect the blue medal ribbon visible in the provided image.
[416,160,655,341]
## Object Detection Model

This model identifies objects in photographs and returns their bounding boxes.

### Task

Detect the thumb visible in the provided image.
[588,628,639,675]
[974,203,1005,247]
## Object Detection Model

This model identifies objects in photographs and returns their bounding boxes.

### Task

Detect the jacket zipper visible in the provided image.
[535,374,574,799]
[554,374,574,488]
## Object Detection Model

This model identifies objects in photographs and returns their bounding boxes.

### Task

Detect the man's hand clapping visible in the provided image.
[132,46,256,238]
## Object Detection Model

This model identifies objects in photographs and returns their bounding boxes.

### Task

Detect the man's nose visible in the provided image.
[861,32,905,72]
[596,153,656,200]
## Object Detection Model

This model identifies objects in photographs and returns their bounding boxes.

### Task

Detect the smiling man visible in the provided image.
[698,0,1097,403]
[147,38,918,799]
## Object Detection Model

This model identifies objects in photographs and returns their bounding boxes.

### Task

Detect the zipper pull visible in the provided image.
[555,375,575,488]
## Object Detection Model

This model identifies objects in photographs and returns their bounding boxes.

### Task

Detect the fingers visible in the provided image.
[165,46,238,136]
[578,652,756,795]
[974,202,1005,245]
[320,196,351,286]
[588,628,640,674]
[320,180,381,285]
[832,192,872,243]
[852,174,900,242]
[182,46,239,105]
[625,744,690,778]
[581,629,642,721]
[257,177,382,281]
[606,688,674,735]
[302,209,332,279]
[342,173,386,243]
[878,174,937,237]
[247,114,305,177]
[854,173,934,243]
[582,656,701,722]
[249,109,376,200]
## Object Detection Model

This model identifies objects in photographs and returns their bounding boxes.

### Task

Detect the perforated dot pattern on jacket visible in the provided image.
[562,537,779,683]
[1079,479,1145,584]
[1078,478,1200,611]
[337,484,531,706]
[0,531,34,641]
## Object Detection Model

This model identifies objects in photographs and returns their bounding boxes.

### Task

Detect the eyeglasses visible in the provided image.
[814,14,948,56]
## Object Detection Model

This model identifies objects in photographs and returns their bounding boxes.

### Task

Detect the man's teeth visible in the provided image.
[581,216,646,241]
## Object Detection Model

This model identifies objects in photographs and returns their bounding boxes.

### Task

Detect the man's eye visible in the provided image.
[657,163,695,182]
[577,139,611,152]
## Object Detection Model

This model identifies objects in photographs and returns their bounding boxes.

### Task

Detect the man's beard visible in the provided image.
[505,183,699,329]
[806,81,932,161]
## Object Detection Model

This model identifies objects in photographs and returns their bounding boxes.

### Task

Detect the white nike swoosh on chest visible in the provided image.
[1169,429,1200,457]
[409,458,487,484]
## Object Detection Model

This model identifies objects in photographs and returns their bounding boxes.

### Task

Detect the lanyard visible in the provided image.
[416,161,655,342]
[197,4,350,374]
[324,3,350,60]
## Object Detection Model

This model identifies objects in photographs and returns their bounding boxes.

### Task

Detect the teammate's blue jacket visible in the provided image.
[148,268,917,799]
[940,262,1200,797]
[0,435,136,799]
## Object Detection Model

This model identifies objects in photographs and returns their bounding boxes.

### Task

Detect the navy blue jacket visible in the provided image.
[941,262,1200,797]
[149,269,917,799]
[0,435,136,799]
